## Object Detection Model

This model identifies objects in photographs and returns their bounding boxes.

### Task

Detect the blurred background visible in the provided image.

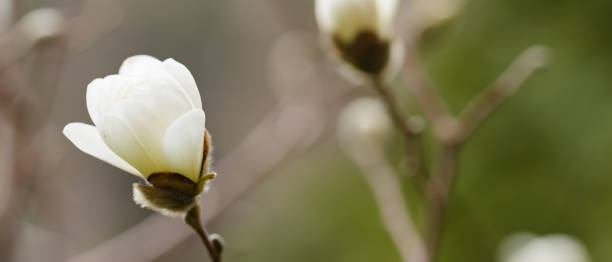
[1,0,612,261]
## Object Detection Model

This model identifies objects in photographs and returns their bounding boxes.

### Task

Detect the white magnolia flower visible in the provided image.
[315,0,402,77]
[499,233,591,262]
[63,55,209,184]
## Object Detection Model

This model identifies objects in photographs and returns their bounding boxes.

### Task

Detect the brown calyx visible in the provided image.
[333,31,390,75]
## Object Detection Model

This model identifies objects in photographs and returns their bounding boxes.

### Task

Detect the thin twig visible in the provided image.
[185,205,221,262]
[424,142,458,259]
[457,46,551,142]
[370,77,424,176]
[401,46,452,125]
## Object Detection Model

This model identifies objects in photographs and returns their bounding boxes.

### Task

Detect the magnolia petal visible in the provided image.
[375,0,398,36]
[128,84,191,126]
[99,102,170,177]
[118,55,201,109]
[86,75,134,126]
[162,109,206,182]
[317,0,378,42]
[163,58,202,109]
[63,123,141,177]
[118,55,167,77]
[315,0,335,34]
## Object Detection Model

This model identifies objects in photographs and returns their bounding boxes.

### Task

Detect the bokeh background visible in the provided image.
[2,0,612,261]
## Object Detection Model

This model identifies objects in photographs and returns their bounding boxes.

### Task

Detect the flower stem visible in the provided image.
[185,204,221,262]
[370,77,426,180]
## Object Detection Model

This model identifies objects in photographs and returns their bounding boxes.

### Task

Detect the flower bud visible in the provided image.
[498,233,590,262]
[315,0,402,77]
[209,233,225,254]
[18,8,65,41]
[337,97,392,154]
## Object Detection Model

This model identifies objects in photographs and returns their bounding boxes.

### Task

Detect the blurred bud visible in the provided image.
[209,233,225,254]
[498,233,591,262]
[18,8,65,41]
[337,97,392,152]
[315,0,403,79]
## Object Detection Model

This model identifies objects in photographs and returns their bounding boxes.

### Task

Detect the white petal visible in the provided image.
[118,55,165,76]
[128,83,191,126]
[98,102,169,177]
[86,75,135,126]
[162,109,206,182]
[375,0,398,36]
[316,0,397,42]
[315,0,336,34]
[316,0,377,42]
[63,123,141,177]
[163,58,202,109]
[118,55,201,109]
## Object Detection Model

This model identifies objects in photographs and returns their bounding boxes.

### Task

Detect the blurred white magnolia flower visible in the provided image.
[316,0,398,44]
[63,55,213,215]
[499,233,591,262]
[315,0,403,77]
[18,8,65,41]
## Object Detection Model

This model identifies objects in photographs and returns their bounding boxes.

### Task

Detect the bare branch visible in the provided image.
[423,143,458,259]
[422,46,551,260]
[370,77,425,177]
[346,138,428,262]
[401,46,452,125]
[457,46,551,142]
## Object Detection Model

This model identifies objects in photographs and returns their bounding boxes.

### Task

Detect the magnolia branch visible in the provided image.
[457,46,552,142]
[410,45,551,259]
[370,77,424,177]
[346,137,428,262]
[401,46,452,126]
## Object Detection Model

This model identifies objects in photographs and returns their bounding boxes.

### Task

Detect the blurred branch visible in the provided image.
[423,142,458,257]
[417,45,551,260]
[346,138,428,262]
[370,77,424,177]
[0,0,121,72]
[401,46,452,126]
[456,46,551,142]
